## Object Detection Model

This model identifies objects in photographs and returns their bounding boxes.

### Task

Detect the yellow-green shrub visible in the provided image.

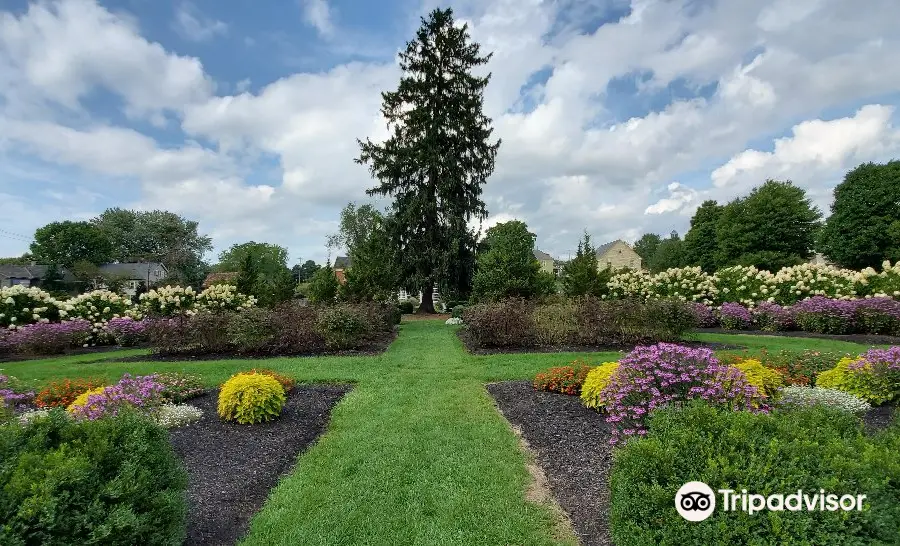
[66,386,107,413]
[217,372,286,424]
[817,356,895,405]
[580,362,620,409]
[733,359,784,399]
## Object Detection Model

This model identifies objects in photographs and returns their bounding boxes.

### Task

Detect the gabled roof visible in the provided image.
[595,240,626,256]
[334,256,352,269]
[97,262,167,279]
[533,249,554,261]
[0,264,48,279]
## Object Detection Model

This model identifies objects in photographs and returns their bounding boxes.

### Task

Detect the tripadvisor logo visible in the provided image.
[675,482,867,521]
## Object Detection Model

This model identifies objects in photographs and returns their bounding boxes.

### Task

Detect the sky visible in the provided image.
[1,0,899,265]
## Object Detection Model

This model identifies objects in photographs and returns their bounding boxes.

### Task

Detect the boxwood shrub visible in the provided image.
[0,410,187,545]
[610,402,900,545]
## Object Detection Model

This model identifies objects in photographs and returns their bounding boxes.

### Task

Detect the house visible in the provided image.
[333,256,351,285]
[533,249,555,275]
[595,240,642,271]
[97,262,168,296]
[0,264,76,288]
[202,272,238,288]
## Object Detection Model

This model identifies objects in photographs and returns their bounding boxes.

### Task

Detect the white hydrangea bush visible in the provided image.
[777,386,872,414]
[608,268,654,300]
[0,285,64,329]
[66,290,139,343]
[139,285,197,317]
[858,260,900,299]
[155,403,204,428]
[196,284,257,313]
[646,266,716,304]
[770,264,861,304]
[711,265,776,307]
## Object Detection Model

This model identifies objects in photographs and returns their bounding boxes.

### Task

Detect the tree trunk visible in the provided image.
[417,281,436,314]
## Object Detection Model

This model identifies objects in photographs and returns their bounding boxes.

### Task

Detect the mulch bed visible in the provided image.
[487,381,613,546]
[459,330,744,356]
[402,313,451,321]
[694,328,900,345]
[168,384,351,546]
[487,381,897,546]
[113,331,397,362]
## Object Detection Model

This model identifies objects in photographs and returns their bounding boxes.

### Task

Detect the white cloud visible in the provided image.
[173,2,228,42]
[301,0,335,37]
[3,0,900,262]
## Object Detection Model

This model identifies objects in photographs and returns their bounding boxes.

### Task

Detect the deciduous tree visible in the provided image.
[683,200,722,272]
[472,221,550,301]
[30,221,112,268]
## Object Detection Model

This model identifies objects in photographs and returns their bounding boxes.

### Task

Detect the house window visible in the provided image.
[154,270,161,278]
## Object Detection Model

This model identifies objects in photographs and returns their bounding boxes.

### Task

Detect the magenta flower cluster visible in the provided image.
[70,374,165,420]
[719,302,753,329]
[2,319,93,354]
[752,301,796,331]
[106,317,150,347]
[0,374,34,410]
[687,302,717,328]
[851,346,900,372]
[601,343,764,443]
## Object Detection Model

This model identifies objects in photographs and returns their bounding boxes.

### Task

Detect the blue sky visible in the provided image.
[2,0,900,264]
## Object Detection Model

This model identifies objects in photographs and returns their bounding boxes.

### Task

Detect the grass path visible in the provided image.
[2,323,885,545]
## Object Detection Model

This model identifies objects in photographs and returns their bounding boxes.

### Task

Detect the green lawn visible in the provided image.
[2,323,887,545]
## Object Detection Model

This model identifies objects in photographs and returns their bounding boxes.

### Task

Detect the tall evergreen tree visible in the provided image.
[632,233,662,265]
[356,7,500,313]
[683,200,722,272]
[563,232,606,297]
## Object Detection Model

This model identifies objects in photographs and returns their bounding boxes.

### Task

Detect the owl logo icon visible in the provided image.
[675,482,716,522]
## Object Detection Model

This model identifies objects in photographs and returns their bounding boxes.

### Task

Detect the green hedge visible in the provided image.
[610,403,900,545]
[0,410,187,545]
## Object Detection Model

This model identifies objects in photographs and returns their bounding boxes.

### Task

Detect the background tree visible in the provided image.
[218,242,290,278]
[307,263,339,305]
[683,200,722,272]
[562,232,608,297]
[329,203,399,302]
[93,208,213,286]
[40,264,67,294]
[235,253,260,298]
[30,221,112,268]
[715,180,821,271]
[818,161,900,269]
[356,7,500,313]
[632,233,662,265]
[472,221,550,301]
[647,231,686,272]
[292,260,321,283]
[0,254,34,265]
[227,243,294,306]
[71,260,101,290]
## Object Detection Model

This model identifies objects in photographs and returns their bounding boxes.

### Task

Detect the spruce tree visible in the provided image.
[356,7,500,313]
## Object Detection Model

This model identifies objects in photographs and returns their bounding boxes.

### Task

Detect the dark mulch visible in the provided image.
[459,330,743,355]
[113,331,397,362]
[694,328,900,345]
[168,384,351,546]
[487,380,613,546]
[862,404,899,433]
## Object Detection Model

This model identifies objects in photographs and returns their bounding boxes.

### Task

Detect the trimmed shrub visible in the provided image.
[398,300,414,314]
[226,307,274,354]
[35,378,106,408]
[610,403,900,546]
[580,362,619,409]
[533,363,592,395]
[148,313,233,356]
[266,303,326,355]
[732,359,784,399]
[777,386,871,414]
[317,304,369,350]
[451,304,467,319]
[217,372,286,424]
[0,410,187,545]
[793,296,856,334]
[462,299,536,348]
[602,343,764,442]
[532,301,578,346]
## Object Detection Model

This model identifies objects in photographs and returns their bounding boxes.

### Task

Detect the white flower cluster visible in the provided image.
[445,317,463,325]
[155,403,204,428]
[196,283,257,312]
[0,285,63,329]
[139,285,197,317]
[17,408,55,425]
[777,386,872,414]
[607,262,899,307]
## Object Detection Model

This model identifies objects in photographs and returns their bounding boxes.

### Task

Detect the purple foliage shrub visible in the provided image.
[601,343,764,443]
[852,298,900,335]
[752,301,796,331]
[687,302,717,328]
[106,317,150,347]
[792,297,856,334]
